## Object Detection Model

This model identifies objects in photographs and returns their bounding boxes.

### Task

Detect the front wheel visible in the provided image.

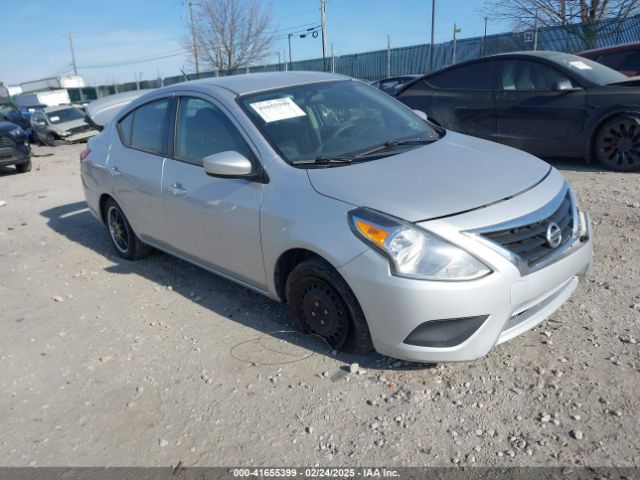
[285,257,373,354]
[103,198,150,260]
[594,115,640,171]
[15,161,32,173]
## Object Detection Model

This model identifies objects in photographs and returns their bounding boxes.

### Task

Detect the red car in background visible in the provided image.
[579,42,640,77]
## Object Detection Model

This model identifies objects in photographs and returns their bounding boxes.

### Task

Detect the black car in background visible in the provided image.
[0,121,31,173]
[580,42,640,77]
[0,102,31,131]
[396,51,640,171]
[371,75,422,95]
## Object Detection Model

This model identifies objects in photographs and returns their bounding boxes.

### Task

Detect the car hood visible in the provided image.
[607,75,640,86]
[0,120,20,133]
[50,119,88,131]
[307,131,551,222]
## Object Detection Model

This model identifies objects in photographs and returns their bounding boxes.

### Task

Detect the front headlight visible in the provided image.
[8,127,23,137]
[348,207,491,281]
[60,130,71,137]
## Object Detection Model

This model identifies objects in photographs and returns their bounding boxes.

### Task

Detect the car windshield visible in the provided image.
[550,53,628,85]
[46,108,84,124]
[240,80,440,165]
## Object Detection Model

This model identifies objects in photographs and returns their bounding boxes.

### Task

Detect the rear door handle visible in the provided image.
[108,166,121,176]
[168,183,187,196]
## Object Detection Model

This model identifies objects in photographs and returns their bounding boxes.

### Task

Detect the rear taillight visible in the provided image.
[80,147,91,161]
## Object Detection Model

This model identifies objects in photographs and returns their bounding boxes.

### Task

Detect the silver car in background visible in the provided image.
[31,105,98,145]
[80,72,592,362]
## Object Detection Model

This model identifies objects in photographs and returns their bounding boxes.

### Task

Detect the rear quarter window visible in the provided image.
[118,98,169,155]
[427,62,491,90]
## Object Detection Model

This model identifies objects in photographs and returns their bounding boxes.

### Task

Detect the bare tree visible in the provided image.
[482,0,640,48]
[188,0,274,73]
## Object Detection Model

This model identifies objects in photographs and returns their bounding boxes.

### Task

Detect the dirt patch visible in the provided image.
[0,144,638,467]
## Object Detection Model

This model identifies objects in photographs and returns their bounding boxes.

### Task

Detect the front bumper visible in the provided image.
[340,230,592,362]
[0,144,31,167]
[338,173,593,366]
[65,129,98,143]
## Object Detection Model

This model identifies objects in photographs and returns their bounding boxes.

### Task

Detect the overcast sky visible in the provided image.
[0,0,509,86]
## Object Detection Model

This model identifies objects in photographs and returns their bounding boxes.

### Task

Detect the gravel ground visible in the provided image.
[0,143,638,468]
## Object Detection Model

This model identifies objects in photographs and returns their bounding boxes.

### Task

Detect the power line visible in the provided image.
[79,50,185,69]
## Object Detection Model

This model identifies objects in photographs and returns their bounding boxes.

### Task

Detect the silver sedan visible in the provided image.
[80,72,593,362]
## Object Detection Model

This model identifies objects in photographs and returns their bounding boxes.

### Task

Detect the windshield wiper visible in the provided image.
[291,137,437,166]
[346,137,437,159]
[291,156,355,165]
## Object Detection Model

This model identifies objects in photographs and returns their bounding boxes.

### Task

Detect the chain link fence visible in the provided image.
[67,13,640,101]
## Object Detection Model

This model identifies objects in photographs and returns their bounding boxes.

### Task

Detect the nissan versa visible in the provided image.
[80,72,593,362]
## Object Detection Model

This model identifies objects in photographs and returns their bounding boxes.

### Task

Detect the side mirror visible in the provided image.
[203,151,259,180]
[551,79,577,91]
[412,109,428,121]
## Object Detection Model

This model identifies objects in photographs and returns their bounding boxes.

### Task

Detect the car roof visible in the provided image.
[421,50,588,78]
[171,71,350,95]
[579,42,640,56]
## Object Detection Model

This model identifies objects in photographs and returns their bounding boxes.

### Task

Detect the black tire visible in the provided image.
[285,257,373,354]
[594,115,640,172]
[45,133,56,147]
[103,198,151,260]
[15,161,32,173]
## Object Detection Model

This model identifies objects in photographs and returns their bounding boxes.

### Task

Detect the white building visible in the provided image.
[20,75,85,94]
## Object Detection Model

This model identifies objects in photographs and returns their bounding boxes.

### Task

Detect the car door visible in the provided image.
[494,59,587,157]
[31,111,47,140]
[107,97,171,244]
[426,61,496,140]
[161,95,265,288]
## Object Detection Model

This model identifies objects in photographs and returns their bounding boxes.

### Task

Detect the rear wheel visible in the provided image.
[594,115,640,171]
[103,198,150,260]
[285,257,373,354]
[15,161,31,173]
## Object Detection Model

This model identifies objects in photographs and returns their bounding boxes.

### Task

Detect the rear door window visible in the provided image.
[118,98,169,155]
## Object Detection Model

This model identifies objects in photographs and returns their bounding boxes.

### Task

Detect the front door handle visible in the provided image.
[168,183,187,196]
[109,166,121,176]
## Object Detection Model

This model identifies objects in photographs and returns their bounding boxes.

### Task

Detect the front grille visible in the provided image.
[68,125,90,134]
[481,192,574,268]
[0,135,15,148]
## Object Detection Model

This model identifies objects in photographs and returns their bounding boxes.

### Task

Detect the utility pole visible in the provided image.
[320,0,327,71]
[386,35,391,77]
[187,1,200,78]
[451,23,461,64]
[533,8,539,51]
[429,0,436,73]
[482,17,488,56]
[331,43,335,73]
[288,33,293,70]
[67,33,78,75]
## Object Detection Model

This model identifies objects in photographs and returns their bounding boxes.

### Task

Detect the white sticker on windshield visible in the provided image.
[250,97,306,123]
[49,116,60,122]
[569,61,592,70]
